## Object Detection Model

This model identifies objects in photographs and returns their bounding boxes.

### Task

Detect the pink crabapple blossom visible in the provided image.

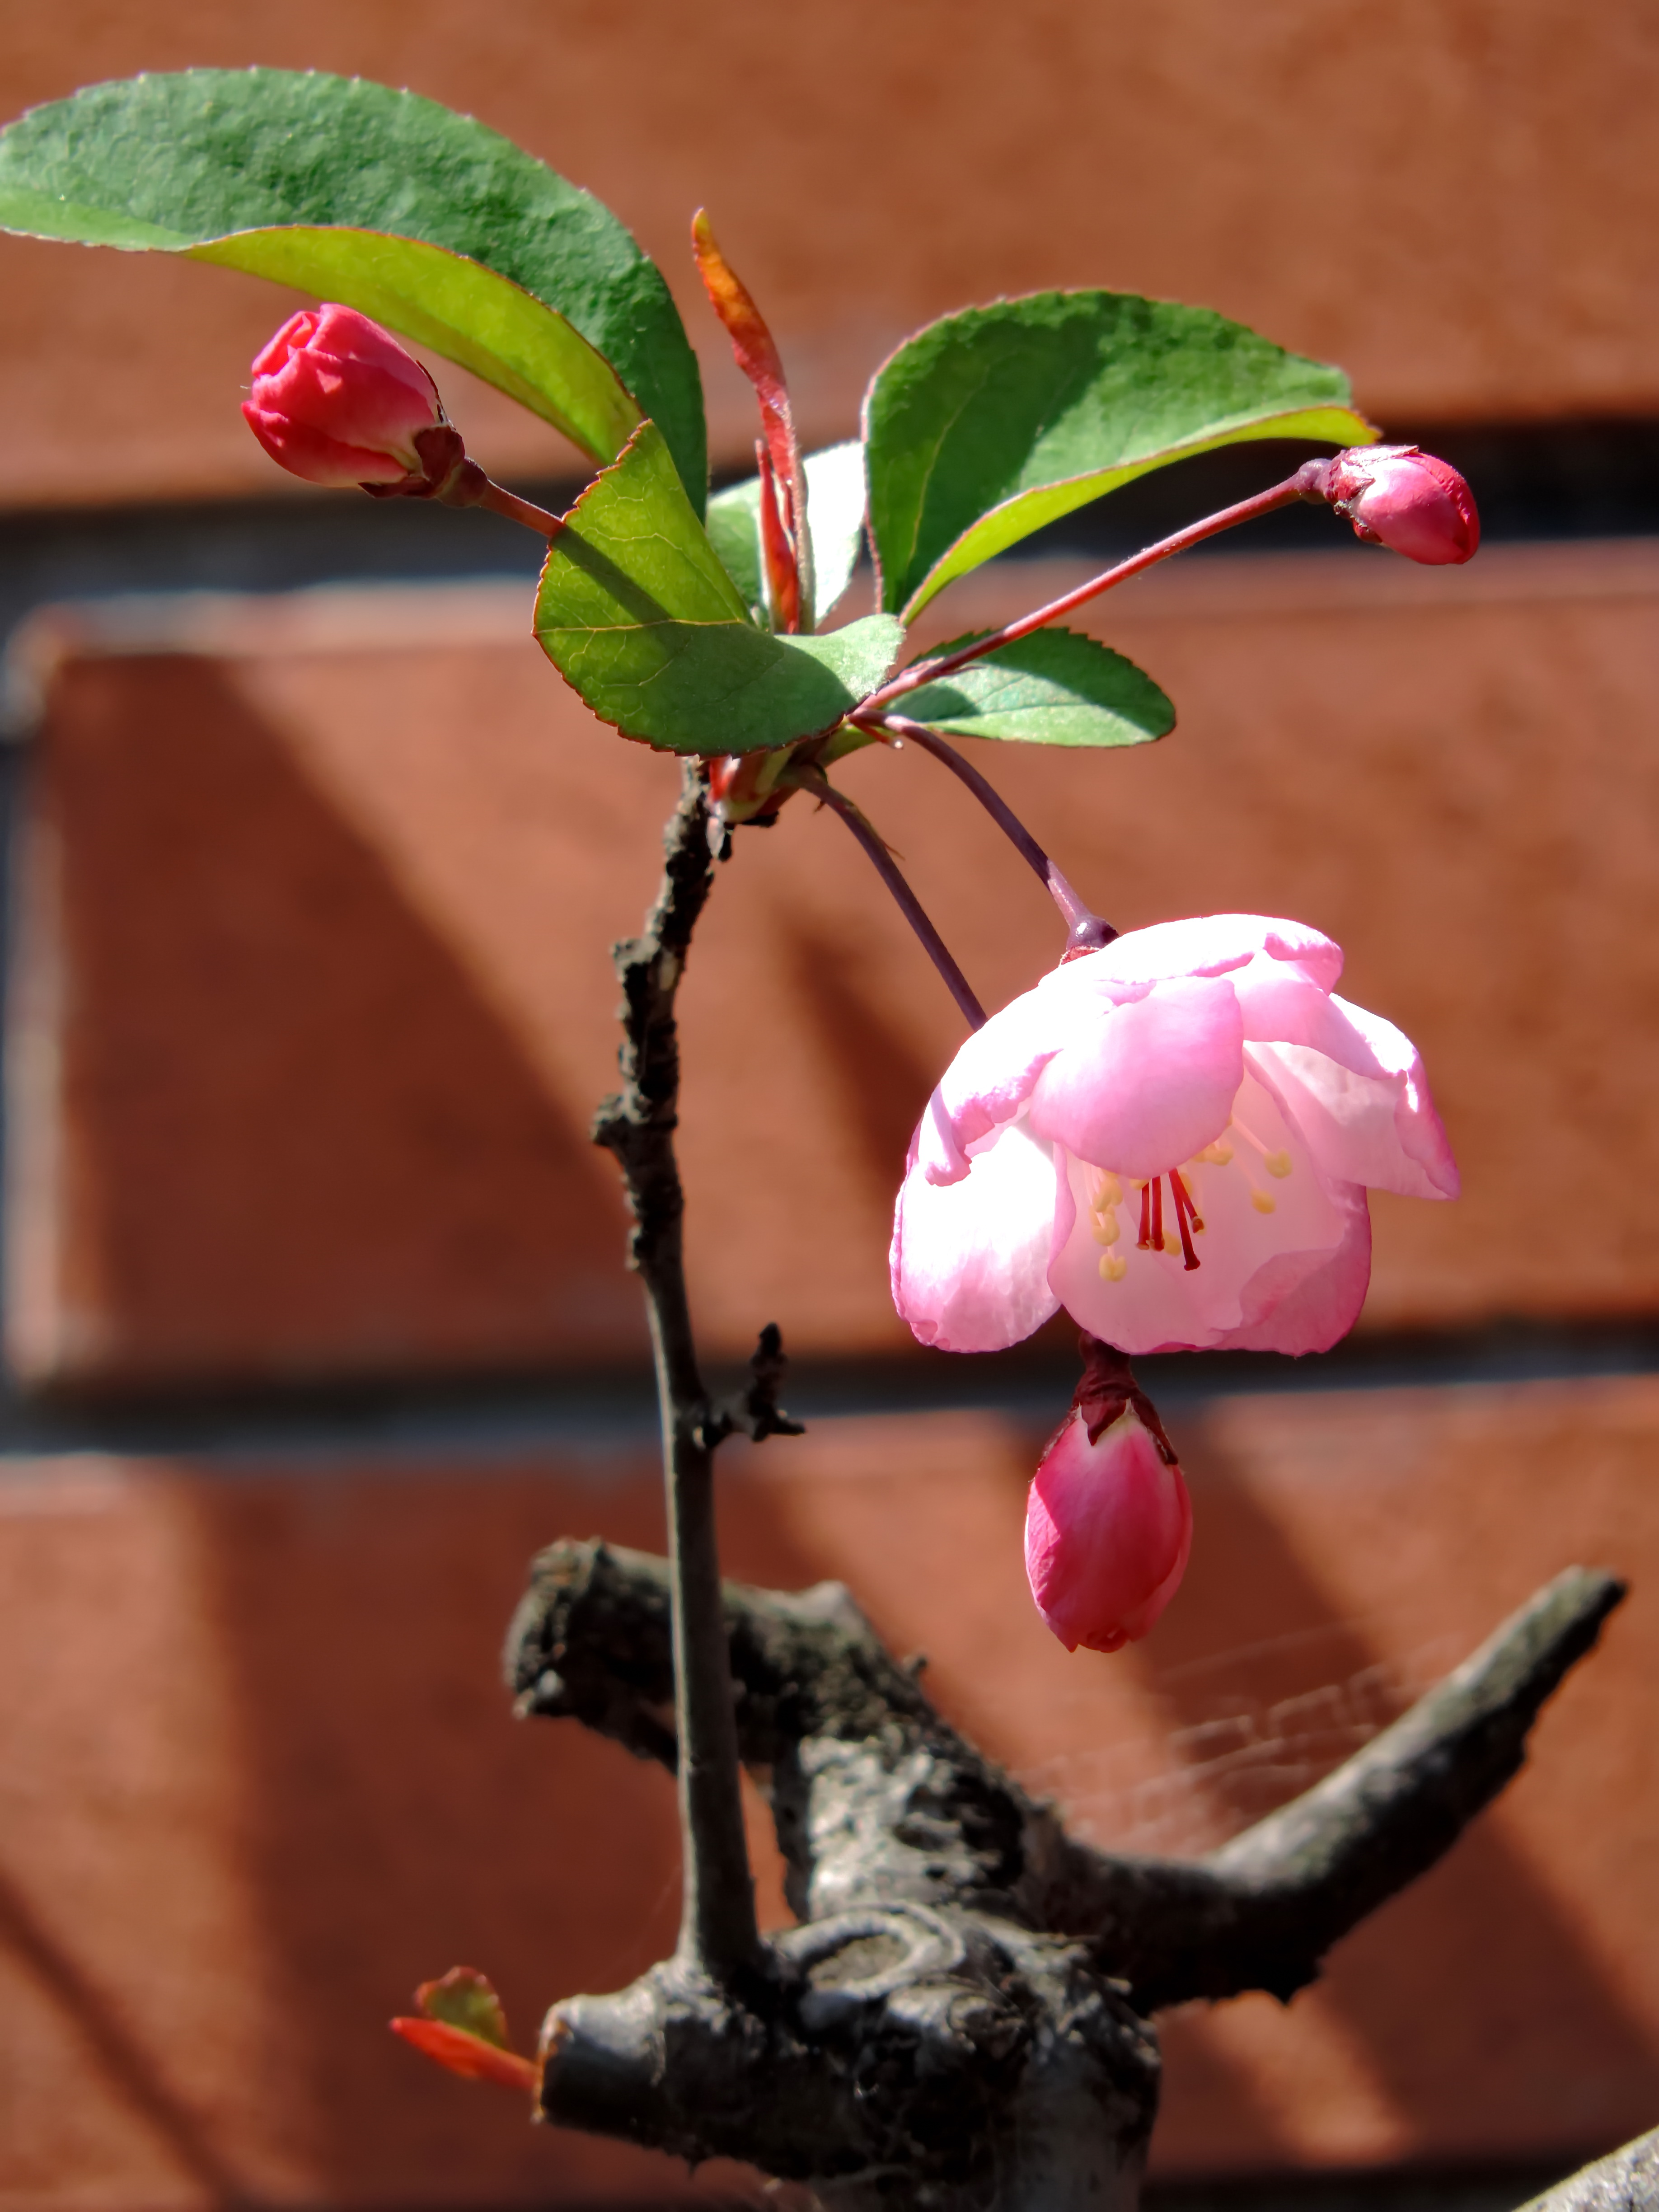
[1025,1340,1193,1653]
[242,304,444,488]
[890,914,1458,1359]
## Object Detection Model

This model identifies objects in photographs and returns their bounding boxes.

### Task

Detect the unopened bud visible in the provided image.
[1024,1339,1192,1653]
[243,305,446,489]
[1298,445,1479,565]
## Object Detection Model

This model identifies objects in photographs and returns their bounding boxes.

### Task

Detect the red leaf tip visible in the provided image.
[389,2015,538,2094]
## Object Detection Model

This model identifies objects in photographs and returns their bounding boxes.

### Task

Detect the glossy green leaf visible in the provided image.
[863,291,1376,619]
[706,440,868,626]
[535,423,903,753]
[899,628,1174,747]
[0,69,705,503]
[196,228,642,464]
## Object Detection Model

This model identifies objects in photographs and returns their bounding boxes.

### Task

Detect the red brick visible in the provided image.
[0,1377,1653,2203]
[0,0,1654,505]
[8,544,1657,1384]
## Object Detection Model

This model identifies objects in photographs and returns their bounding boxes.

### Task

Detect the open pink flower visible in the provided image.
[890,914,1457,1358]
[1026,1342,1193,1653]
[242,305,443,487]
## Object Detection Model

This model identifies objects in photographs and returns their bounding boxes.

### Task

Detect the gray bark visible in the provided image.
[505,1543,1623,2208]
[1521,2130,1659,2212]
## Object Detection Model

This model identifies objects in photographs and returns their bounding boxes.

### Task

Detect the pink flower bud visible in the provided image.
[1317,445,1480,565]
[1024,1341,1192,1653]
[242,305,444,488]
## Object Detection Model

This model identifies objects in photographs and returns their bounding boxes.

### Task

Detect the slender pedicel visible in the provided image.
[863,468,1317,713]
[472,478,562,535]
[853,711,1115,953]
[797,770,987,1028]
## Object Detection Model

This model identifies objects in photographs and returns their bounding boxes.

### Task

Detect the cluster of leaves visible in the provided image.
[0,69,1374,764]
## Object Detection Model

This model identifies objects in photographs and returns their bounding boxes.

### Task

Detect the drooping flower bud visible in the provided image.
[242,305,445,488]
[1300,445,1479,565]
[1024,1338,1192,1653]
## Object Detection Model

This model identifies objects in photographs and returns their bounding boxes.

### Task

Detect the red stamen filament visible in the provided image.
[1150,1176,1164,1251]
[1138,1181,1153,1249]
[1168,1169,1203,1271]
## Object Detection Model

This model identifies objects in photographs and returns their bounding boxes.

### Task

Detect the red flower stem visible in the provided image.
[799,771,987,1029]
[852,712,1116,953]
[472,477,562,537]
[863,469,1314,713]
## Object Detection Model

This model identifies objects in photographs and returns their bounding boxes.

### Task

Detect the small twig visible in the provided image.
[865,469,1313,713]
[712,1323,806,1445]
[590,764,761,1985]
[794,769,988,1029]
[854,712,1115,954]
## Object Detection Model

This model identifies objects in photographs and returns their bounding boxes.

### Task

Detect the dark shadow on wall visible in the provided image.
[11,652,644,1391]
[0,1861,255,2202]
[782,918,938,1198]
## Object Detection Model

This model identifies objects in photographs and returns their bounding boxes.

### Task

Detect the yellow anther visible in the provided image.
[1163,1234,1182,1256]
[1265,1149,1293,1179]
[1192,1140,1234,1167]
[1092,1213,1120,1247]
[1098,1251,1128,1282]
[1094,1171,1124,1207]
[1251,1189,1277,1214]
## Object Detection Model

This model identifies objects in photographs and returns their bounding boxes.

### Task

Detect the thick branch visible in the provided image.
[1038,1565,1627,2005]
[506,1539,1045,1924]
[508,1547,1623,2008]
[1520,2129,1659,2212]
[590,766,760,1983]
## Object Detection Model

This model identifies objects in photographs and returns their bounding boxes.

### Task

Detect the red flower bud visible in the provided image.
[1315,445,1480,565]
[1024,1341,1192,1653]
[242,305,444,488]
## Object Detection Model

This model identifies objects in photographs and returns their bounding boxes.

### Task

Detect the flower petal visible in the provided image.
[1247,1003,1458,1200]
[914,989,1067,1185]
[1041,914,1343,997]
[892,1121,1062,1351]
[1220,1181,1373,1353]
[1026,976,1243,1177]
[1048,1070,1357,1352]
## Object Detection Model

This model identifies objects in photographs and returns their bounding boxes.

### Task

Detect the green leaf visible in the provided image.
[0,69,705,504]
[198,229,642,466]
[863,291,1377,619]
[706,440,868,627]
[417,1968,511,2050]
[535,423,903,753]
[899,628,1174,747]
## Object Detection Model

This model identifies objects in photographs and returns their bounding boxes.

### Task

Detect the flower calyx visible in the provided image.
[1071,1333,1178,1462]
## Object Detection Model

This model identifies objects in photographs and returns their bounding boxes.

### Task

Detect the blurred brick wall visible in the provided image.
[8,546,1658,1385]
[0,4,1654,2207]
[1,1382,1654,2204]
[0,0,1655,505]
